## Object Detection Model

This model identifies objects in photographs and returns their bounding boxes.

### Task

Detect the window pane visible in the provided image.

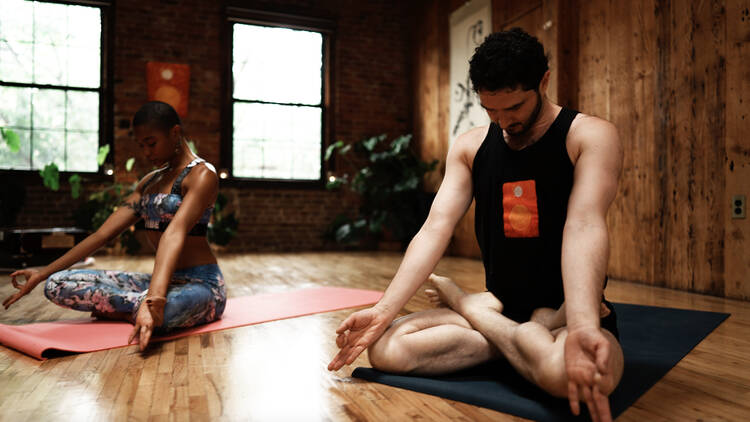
[0,128,31,170]
[232,142,264,179]
[33,2,69,46]
[66,131,98,172]
[233,24,322,105]
[0,41,33,83]
[67,7,101,48]
[0,86,32,128]
[67,91,99,131]
[33,89,65,130]
[32,129,66,170]
[67,46,100,88]
[233,103,321,180]
[33,43,67,86]
[0,0,34,43]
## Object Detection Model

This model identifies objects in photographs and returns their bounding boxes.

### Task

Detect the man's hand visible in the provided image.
[565,325,614,422]
[327,305,392,371]
[128,302,160,352]
[3,269,43,309]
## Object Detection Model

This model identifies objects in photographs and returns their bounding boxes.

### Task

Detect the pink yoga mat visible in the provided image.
[0,286,382,360]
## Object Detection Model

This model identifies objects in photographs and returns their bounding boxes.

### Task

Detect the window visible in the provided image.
[0,0,106,172]
[229,16,330,182]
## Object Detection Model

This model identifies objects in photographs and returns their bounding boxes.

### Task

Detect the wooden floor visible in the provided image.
[0,252,748,421]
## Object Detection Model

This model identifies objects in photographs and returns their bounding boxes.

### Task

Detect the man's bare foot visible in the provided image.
[530,306,565,330]
[531,302,612,331]
[425,274,466,310]
[425,274,503,314]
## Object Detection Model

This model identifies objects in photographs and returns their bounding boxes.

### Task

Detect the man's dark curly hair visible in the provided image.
[469,28,548,93]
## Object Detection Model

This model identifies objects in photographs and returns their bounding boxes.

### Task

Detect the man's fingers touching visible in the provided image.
[336,315,355,334]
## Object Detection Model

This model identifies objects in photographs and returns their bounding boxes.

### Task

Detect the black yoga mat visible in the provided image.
[353,303,729,422]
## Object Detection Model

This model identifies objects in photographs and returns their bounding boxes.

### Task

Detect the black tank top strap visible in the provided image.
[548,108,579,140]
[170,158,205,195]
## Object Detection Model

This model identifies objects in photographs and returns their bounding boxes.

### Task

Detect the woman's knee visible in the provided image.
[162,285,225,329]
[43,271,70,304]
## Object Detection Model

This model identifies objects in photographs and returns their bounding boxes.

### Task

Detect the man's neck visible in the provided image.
[503,100,562,150]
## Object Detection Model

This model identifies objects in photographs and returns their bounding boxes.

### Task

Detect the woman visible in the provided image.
[3,101,226,351]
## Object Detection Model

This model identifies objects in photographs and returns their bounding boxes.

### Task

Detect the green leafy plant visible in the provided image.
[325,134,438,247]
[207,192,238,246]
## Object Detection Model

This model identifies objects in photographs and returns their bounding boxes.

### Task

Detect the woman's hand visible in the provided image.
[3,269,44,309]
[128,298,165,351]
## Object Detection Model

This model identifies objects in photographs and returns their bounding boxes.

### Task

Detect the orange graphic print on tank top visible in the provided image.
[502,180,539,238]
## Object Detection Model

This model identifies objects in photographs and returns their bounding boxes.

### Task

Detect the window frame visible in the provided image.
[222,7,334,189]
[0,0,114,178]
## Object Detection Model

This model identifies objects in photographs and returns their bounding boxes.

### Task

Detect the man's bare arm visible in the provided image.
[562,116,623,422]
[327,126,486,370]
[375,127,485,319]
[562,116,623,330]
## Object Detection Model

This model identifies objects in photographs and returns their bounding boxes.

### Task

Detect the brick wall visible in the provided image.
[10,0,413,252]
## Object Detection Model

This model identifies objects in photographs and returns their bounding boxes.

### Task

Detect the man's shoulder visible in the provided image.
[452,124,491,163]
[567,112,620,163]
[569,113,618,143]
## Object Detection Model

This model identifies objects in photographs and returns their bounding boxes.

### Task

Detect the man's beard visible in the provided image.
[501,90,543,136]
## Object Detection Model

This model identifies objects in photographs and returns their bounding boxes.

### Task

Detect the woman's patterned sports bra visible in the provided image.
[135,158,214,236]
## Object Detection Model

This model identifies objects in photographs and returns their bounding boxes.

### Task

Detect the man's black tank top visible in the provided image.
[472,107,578,322]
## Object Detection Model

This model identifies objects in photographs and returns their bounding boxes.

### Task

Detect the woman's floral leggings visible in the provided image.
[44,264,226,330]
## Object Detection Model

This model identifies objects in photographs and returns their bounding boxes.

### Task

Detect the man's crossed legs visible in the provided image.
[368,274,624,402]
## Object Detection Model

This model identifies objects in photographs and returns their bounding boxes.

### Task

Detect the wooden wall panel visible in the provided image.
[599,0,663,286]
[725,0,750,299]
[414,0,444,192]
[659,0,725,295]
[581,0,736,298]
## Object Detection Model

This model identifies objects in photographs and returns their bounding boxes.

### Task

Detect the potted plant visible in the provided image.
[325,134,438,249]
[207,191,239,252]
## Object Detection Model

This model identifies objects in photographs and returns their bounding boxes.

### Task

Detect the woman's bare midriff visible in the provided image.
[143,231,217,269]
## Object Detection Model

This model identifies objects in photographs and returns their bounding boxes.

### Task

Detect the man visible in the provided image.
[328,28,624,422]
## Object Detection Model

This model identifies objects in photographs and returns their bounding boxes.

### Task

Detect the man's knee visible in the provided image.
[511,321,569,397]
[535,354,569,397]
[367,332,416,374]
[512,321,552,357]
